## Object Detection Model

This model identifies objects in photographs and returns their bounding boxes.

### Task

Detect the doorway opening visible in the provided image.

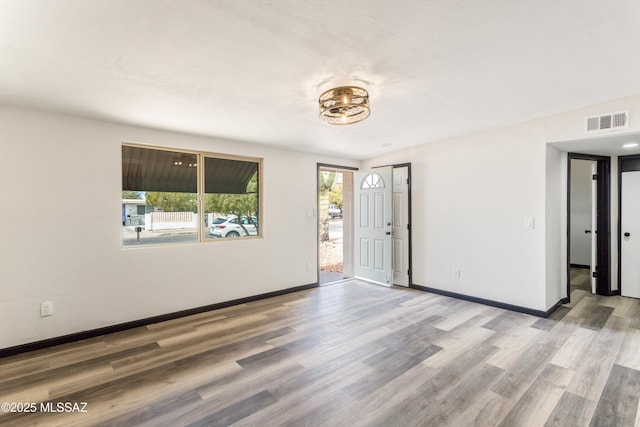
[352,164,412,287]
[567,153,611,302]
[318,164,355,285]
[568,158,596,297]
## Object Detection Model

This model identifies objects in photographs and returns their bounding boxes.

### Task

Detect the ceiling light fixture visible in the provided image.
[623,143,639,149]
[173,155,197,167]
[319,86,370,125]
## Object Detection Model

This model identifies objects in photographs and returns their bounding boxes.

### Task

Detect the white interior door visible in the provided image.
[590,162,597,294]
[354,167,393,286]
[393,167,410,286]
[621,170,640,298]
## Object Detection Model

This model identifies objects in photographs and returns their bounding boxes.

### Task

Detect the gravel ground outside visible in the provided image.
[319,240,343,273]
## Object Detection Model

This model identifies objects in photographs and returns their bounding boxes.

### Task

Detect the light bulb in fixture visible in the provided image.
[319,86,370,125]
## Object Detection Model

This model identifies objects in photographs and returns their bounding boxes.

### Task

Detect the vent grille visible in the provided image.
[585,110,629,133]
[613,112,627,127]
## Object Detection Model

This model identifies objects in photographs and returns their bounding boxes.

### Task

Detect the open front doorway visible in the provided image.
[353,164,412,287]
[317,163,412,287]
[318,165,355,285]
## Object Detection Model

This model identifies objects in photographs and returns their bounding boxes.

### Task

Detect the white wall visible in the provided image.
[545,94,632,293]
[364,121,548,310]
[544,94,640,144]
[0,104,358,349]
[3,94,640,349]
[570,159,593,266]
[364,92,640,311]
[545,145,567,308]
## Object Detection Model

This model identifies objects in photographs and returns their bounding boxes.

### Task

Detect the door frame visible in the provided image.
[317,163,358,285]
[617,154,640,296]
[566,153,611,301]
[317,162,413,287]
[372,162,413,287]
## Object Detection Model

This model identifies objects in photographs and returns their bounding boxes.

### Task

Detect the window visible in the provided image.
[361,173,384,189]
[203,156,259,240]
[122,144,261,246]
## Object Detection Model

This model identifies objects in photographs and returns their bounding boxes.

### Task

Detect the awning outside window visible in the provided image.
[122,146,258,194]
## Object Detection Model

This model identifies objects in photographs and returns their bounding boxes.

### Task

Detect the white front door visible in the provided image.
[354,167,393,286]
[621,170,640,298]
[393,167,410,286]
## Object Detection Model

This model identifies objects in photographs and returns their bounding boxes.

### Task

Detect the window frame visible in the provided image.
[361,172,385,189]
[122,142,263,247]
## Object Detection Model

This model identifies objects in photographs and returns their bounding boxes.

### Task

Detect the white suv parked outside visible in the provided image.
[328,204,342,219]
[209,215,258,238]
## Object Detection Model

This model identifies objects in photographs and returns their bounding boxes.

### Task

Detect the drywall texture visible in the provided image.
[364,122,548,310]
[0,104,358,349]
[364,93,640,311]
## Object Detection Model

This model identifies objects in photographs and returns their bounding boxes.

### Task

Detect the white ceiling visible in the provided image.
[1,0,640,160]
[550,131,640,157]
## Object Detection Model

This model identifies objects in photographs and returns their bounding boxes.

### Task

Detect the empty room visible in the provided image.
[2,1,640,426]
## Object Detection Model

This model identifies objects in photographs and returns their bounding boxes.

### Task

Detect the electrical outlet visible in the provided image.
[40,301,54,317]
[306,262,312,272]
[453,268,461,279]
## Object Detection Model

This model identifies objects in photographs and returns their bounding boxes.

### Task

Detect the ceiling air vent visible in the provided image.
[585,110,629,133]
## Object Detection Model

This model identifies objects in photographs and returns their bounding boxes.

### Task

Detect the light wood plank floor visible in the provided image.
[2,278,640,426]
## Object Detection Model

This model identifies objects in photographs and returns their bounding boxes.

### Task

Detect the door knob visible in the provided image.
[386,231,391,235]
[625,232,631,237]
[585,229,591,234]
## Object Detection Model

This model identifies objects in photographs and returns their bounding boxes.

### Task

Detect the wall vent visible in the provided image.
[585,110,629,133]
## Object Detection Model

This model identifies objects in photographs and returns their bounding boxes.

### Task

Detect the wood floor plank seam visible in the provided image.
[2,275,640,426]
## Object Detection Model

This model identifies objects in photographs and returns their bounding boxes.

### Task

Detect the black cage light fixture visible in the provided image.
[319,86,370,125]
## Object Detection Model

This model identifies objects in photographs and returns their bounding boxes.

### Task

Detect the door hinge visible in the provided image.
[407,223,410,230]
[592,174,599,180]
[407,269,410,275]
[407,178,410,185]
[592,271,598,278]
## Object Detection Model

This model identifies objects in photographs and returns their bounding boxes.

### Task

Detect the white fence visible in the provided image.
[145,212,198,231]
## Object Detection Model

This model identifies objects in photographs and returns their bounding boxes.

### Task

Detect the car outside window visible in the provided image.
[122,144,261,246]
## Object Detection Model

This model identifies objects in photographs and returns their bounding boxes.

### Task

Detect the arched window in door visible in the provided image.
[361,173,385,189]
